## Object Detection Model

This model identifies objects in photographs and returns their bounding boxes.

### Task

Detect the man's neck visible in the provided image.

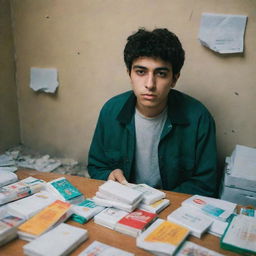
[136,100,167,117]
[136,104,167,118]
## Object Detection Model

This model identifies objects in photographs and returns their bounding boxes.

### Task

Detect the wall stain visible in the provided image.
[189,10,193,21]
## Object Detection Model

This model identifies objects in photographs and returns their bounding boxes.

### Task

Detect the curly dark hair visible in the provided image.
[124,28,185,76]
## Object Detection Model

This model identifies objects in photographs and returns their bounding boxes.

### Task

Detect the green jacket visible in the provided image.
[88,90,218,197]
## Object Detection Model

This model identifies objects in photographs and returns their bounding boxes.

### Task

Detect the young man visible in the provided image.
[87,28,218,197]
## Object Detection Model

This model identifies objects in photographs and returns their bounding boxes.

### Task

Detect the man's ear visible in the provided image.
[127,69,131,77]
[171,72,180,88]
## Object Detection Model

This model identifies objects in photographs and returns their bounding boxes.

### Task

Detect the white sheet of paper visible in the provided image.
[199,13,247,54]
[30,67,59,93]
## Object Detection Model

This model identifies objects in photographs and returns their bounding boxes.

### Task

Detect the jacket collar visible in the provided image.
[117,90,190,125]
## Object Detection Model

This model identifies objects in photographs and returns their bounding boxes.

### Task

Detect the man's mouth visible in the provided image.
[141,94,156,100]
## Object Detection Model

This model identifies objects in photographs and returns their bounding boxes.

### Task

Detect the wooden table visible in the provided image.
[0,169,241,256]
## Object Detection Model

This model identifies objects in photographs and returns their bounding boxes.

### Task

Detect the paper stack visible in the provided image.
[136,218,190,256]
[0,171,18,187]
[6,190,60,220]
[167,206,213,238]
[128,183,170,213]
[128,183,166,204]
[115,209,157,237]
[93,180,144,212]
[139,198,170,214]
[78,240,135,256]
[71,198,105,224]
[47,177,84,204]
[0,215,24,246]
[226,144,256,182]
[94,207,128,230]
[221,144,256,206]
[23,223,88,256]
[18,200,72,241]
[0,177,45,205]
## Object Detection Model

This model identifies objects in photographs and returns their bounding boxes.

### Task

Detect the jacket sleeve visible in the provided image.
[173,111,219,197]
[87,109,113,181]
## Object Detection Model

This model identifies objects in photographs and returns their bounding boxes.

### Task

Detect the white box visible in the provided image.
[224,172,256,193]
[221,186,256,207]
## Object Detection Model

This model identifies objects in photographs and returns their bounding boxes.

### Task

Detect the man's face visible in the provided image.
[129,57,179,117]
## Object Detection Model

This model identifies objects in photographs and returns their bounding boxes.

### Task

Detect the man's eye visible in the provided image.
[157,71,167,77]
[136,70,145,75]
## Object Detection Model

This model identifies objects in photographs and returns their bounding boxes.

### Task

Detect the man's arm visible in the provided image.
[173,111,218,197]
[87,109,128,184]
[87,109,112,180]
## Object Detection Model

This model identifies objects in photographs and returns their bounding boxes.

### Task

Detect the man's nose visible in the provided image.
[145,74,155,90]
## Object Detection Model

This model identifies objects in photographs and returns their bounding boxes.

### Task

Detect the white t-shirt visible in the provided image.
[134,108,167,188]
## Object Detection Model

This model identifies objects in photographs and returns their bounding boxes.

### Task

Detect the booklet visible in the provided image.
[128,183,166,204]
[115,209,157,237]
[18,200,71,241]
[0,215,24,246]
[220,214,256,254]
[23,223,88,256]
[0,205,8,219]
[78,240,135,256]
[176,241,224,256]
[136,218,190,256]
[94,207,128,230]
[139,198,170,214]
[167,206,213,238]
[47,177,84,204]
[0,177,45,205]
[93,192,140,212]
[182,195,237,221]
[71,198,105,224]
[240,207,256,217]
[208,218,229,237]
[98,180,143,205]
[7,190,59,220]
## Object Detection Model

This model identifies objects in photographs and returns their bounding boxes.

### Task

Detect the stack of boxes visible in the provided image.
[221,145,256,206]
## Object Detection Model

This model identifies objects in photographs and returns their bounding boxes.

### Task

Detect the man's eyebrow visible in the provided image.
[155,67,171,72]
[132,65,147,69]
[132,65,171,71]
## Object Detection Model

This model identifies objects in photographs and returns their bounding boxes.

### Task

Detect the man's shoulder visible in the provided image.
[170,90,214,123]
[171,89,210,112]
[105,91,133,105]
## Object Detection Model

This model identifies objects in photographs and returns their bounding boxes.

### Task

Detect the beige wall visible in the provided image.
[0,0,20,153]
[10,0,256,166]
